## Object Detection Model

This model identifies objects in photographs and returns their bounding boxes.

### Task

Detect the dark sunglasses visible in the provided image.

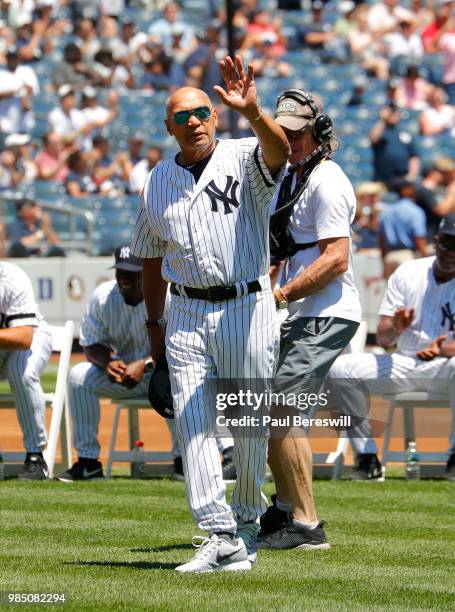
[173,106,211,125]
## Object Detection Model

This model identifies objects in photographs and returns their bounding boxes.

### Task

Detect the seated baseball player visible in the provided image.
[57,245,179,482]
[0,261,52,480]
[329,215,455,481]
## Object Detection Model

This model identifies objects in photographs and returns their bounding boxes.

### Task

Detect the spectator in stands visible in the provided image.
[346,75,368,106]
[384,17,424,72]
[91,48,134,90]
[79,86,118,149]
[367,0,414,33]
[422,0,453,54]
[65,150,97,197]
[72,18,100,63]
[148,2,195,55]
[409,0,433,32]
[370,103,420,185]
[52,42,94,91]
[129,146,162,194]
[298,0,348,63]
[35,132,76,182]
[141,52,185,92]
[126,133,144,166]
[6,198,65,257]
[14,14,52,64]
[379,177,428,277]
[3,132,37,185]
[48,85,88,143]
[352,181,385,251]
[249,36,291,79]
[416,161,455,239]
[419,85,455,136]
[435,12,455,103]
[91,134,130,196]
[241,7,287,57]
[183,22,224,95]
[0,47,37,135]
[113,19,148,67]
[395,63,431,110]
[348,4,389,79]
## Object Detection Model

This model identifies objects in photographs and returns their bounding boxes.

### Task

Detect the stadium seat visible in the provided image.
[106,399,173,479]
[381,392,450,475]
[0,321,74,478]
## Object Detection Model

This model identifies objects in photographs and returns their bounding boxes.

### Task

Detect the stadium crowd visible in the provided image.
[0,0,453,263]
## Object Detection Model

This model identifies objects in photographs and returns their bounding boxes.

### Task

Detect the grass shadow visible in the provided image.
[65,560,178,570]
[130,544,192,553]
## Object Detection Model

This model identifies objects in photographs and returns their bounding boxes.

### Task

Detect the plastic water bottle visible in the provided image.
[0,451,4,481]
[131,440,145,479]
[405,442,420,481]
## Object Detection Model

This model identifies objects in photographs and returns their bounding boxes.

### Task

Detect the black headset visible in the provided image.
[276,88,333,144]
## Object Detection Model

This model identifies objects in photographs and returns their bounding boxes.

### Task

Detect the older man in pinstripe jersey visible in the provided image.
[132,55,289,573]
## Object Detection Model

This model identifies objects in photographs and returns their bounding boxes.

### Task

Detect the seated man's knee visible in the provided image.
[68,362,93,387]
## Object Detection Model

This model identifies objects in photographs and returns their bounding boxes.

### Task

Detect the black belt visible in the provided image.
[170,280,262,303]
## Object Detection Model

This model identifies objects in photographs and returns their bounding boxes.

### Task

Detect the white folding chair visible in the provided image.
[382,391,449,472]
[313,321,368,479]
[0,321,74,478]
[106,399,173,478]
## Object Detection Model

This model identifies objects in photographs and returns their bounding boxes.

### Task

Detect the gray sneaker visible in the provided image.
[257,520,331,551]
[236,521,259,565]
[175,534,251,574]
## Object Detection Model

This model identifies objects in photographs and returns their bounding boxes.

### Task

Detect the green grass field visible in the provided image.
[1,479,454,611]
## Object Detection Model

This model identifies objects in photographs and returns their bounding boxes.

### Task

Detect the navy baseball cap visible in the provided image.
[110,245,142,272]
[438,214,455,237]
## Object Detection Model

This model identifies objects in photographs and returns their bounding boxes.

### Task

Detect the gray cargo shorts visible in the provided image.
[272,316,359,412]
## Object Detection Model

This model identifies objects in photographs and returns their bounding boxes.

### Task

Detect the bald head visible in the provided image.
[166,87,212,117]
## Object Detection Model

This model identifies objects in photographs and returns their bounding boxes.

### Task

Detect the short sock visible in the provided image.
[275,498,292,513]
[292,517,319,530]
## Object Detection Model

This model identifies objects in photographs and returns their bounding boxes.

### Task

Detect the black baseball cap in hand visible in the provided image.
[110,245,142,272]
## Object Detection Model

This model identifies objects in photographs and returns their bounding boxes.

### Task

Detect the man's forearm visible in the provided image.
[0,327,34,351]
[84,344,112,370]
[280,250,347,303]
[142,257,167,320]
[247,110,290,175]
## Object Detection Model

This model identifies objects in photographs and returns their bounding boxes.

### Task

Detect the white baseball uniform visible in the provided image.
[0,262,52,452]
[329,257,455,455]
[68,279,179,459]
[132,137,278,534]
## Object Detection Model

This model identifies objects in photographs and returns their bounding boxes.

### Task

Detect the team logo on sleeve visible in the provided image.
[441,302,455,331]
[204,176,240,214]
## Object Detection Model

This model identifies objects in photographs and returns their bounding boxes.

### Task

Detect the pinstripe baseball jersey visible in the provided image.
[79,280,148,362]
[379,256,455,356]
[131,137,276,287]
[0,262,43,329]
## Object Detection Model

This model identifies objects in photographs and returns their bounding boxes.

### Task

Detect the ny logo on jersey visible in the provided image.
[441,302,455,331]
[204,176,240,215]
[119,246,131,259]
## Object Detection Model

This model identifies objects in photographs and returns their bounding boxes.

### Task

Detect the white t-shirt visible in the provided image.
[129,158,149,194]
[279,159,362,323]
[379,256,455,356]
[0,70,25,133]
[48,106,87,136]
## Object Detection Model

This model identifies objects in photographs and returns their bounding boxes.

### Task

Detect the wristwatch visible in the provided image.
[144,357,155,372]
[145,318,166,328]
[274,288,289,310]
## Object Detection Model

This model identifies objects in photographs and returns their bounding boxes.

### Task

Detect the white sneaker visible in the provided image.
[236,521,259,565]
[175,534,251,574]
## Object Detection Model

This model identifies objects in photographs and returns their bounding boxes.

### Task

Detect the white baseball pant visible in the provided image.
[329,352,455,455]
[0,327,52,452]
[166,279,277,534]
